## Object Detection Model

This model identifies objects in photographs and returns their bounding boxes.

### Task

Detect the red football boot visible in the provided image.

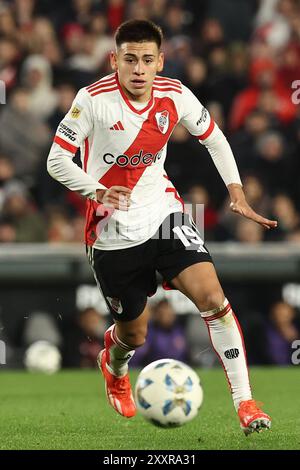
[97,349,136,418]
[238,399,271,436]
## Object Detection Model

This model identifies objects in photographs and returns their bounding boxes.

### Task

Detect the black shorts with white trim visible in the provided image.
[87,212,213,321]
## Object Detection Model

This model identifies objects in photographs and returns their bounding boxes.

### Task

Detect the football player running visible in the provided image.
[47,19,277,435]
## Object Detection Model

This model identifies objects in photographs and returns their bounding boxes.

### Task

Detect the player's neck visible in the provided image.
[119,82,152,104]
[128,99,149,110]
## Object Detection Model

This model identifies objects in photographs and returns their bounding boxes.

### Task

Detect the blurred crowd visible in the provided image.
[3,296,299,368]
[0,0,300,244]
[1,0,300,369]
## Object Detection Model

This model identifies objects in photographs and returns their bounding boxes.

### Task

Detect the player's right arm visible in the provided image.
[47,88,130,210]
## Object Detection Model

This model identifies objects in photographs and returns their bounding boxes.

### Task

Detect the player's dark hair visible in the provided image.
[115,19,163,49]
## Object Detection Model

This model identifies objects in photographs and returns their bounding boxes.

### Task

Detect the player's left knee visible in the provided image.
[197,291,225,313]
[122,329,147,349]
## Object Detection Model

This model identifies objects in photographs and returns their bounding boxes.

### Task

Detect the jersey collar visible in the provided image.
[115,72,154,115]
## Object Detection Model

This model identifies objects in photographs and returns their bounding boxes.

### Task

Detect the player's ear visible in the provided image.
[110,51,118,71]
[157,52,164,73]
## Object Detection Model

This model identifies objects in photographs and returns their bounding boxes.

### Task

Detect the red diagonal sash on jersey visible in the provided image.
[85,97,178,245]
[98,97,178,190]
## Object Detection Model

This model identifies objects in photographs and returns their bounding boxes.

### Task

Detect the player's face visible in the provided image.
[111,41,164,102]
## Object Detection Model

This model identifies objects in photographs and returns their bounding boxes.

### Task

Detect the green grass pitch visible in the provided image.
[0,367,299,450]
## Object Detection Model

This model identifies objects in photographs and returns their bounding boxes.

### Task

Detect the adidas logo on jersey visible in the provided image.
[109,121,124,131]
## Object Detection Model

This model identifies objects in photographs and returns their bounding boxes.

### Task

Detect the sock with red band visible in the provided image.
[201,298,252,410]
[104,325,135,377]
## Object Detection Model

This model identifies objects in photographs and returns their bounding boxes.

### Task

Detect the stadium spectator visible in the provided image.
[21,54,58,120]
[235,218,265,244]
[266,301,300,365]
[107,0,126,33]
[2,186,47,242]
[89,13,114,71]
[0,156,23,210]
[162,3,189,39]
[207,0,257,42]
[47,208,74,243]
[186,184,218,241]
[254,0,295,50]
[71,0,95,28]
[229,110,272,174]
[0,87,50,186]
[183,56,210,106]
[207,101,225,131]
[23,311,62,349]
[255,131,294,197]
[47,83,77,132]
[200,18,225,56]
[63,306,109,368]
[131,300,188,367]
[219,174,271,241]
[286,227,300,243]
[0,37,19,91]
[271,194,300,237]
[229,58,297,131]
[0,218,17,243]
[0,3,17,40]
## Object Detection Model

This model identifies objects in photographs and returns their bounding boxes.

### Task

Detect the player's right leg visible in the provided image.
[98,305,150,418]
[86,243,155,418]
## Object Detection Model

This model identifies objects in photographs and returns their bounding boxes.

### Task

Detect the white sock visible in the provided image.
[201,299,252,410]
[104,325,135,377]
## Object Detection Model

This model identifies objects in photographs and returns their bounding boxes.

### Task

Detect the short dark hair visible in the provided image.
[115,19,163,49]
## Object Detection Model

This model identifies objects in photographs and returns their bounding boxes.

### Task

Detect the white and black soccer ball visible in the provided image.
[134,359,203,427]
[24,341,61,374]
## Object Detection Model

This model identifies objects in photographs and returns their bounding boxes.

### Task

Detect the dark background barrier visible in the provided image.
[1,243,299,368]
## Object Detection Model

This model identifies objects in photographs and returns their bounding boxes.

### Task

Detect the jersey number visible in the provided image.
[172,225,207,253]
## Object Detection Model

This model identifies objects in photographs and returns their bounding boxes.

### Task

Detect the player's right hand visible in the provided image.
[96,186,131,211]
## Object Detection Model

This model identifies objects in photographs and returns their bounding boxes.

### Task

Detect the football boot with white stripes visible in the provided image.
[97,349,136,418]
[238,399,271,436]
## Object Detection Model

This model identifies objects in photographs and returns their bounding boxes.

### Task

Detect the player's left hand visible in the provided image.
[229,199,278,230]
[227,183,277,230]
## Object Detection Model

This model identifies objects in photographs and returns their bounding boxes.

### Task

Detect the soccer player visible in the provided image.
[47,19,277,435]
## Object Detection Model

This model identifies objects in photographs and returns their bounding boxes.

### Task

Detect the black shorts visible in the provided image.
[87,212,213,322]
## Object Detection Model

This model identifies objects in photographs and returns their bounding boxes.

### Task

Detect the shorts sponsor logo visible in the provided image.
[155,110,169,134]
[107,297,123,314]
[224,348,239,359]
[103,149,163,167]
[58,123,77,142]
[71,105,82,119]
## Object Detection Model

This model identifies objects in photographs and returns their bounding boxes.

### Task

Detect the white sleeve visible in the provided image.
[179,85,242,186]
[47,88,106,201]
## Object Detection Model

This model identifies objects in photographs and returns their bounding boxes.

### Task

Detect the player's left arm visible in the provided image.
[179,85,277,230]
[226,183,277,229]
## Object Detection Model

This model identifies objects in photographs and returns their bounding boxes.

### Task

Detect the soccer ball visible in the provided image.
[24,341,62,374]
[134,359,203,427]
